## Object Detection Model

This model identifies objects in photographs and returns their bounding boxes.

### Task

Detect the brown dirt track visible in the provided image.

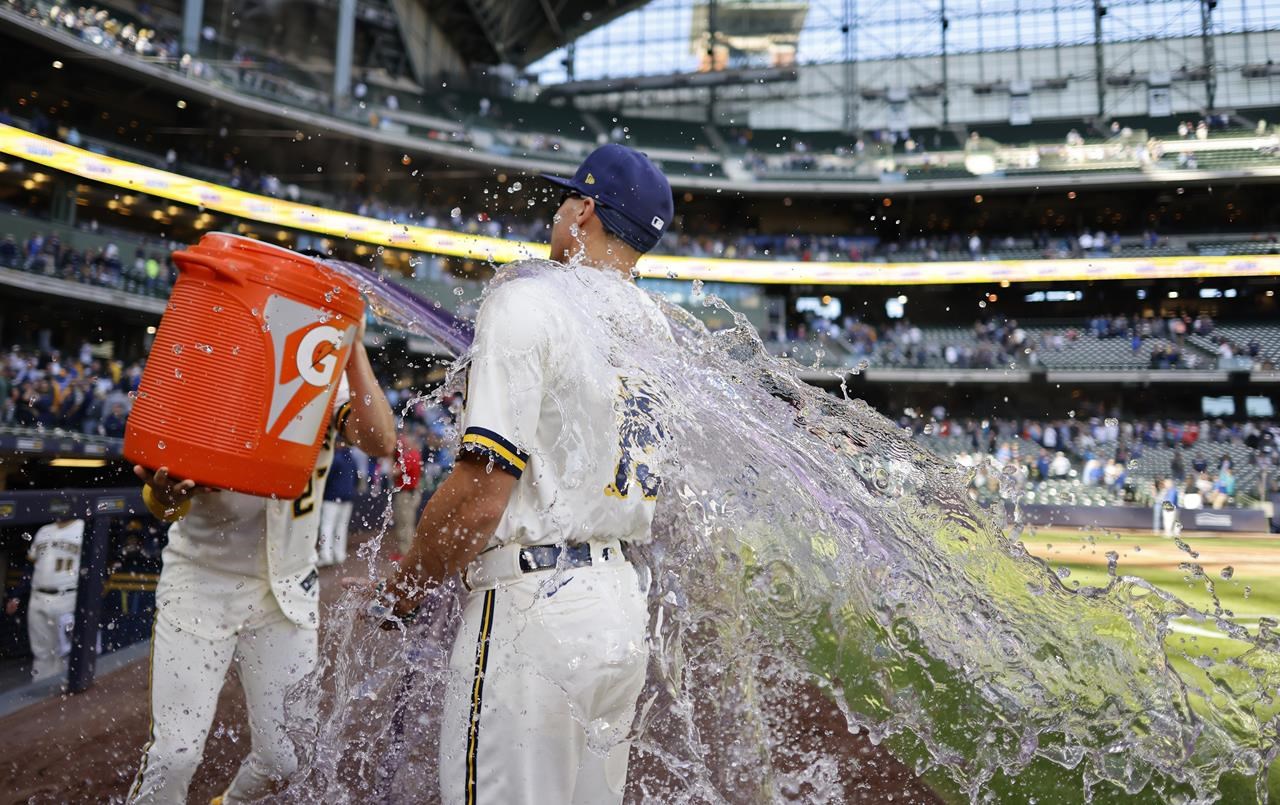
[0,559,941,804]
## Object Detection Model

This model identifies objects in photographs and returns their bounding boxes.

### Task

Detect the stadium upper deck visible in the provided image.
[4,0,1280,199]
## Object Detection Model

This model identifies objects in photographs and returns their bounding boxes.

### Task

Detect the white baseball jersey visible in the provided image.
[459,261,670,548]
[155,384,351,640]
[29,519,84,591]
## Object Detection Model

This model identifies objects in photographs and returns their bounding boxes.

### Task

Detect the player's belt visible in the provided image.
[517,541,630,572]
[35,586,77,595]
[463,539,631,592]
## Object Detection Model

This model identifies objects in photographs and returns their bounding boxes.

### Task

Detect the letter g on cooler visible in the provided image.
[264,295,356,445]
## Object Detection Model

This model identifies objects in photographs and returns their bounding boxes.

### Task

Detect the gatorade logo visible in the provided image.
[263,295,354,445]
[294,326,343,387]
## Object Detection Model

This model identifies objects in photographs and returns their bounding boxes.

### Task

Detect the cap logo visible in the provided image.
[651,216,664,230]
[585,173,596,184]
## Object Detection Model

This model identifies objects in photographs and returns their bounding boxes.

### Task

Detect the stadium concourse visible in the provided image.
[1,0,1280,801]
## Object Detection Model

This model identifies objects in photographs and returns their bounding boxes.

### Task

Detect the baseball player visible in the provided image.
[6,505,84,682]
[317,442,358,566]
[380,144,674,804]
[127,319,395,805]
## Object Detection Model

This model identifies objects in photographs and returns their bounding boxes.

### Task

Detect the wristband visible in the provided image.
[142,484,192,523]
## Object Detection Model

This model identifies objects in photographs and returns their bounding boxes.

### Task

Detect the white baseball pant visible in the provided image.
[392,488,423,556]
[439,557,649,805]
[318,499,354,565]
[127,610,317,804]
[27,589,76,682]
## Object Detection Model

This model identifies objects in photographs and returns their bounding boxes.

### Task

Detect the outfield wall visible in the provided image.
[1022,503,1271,533]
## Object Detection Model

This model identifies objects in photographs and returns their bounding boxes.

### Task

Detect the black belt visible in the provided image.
[36,587,77,595]
[516,542,629,573]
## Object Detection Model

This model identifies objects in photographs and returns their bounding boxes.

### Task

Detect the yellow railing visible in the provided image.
[3,124,1279,286]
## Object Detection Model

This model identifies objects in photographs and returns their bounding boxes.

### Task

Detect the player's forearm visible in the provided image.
[395,459,514,590]
[399,484,498,584]
[342,343,396,457]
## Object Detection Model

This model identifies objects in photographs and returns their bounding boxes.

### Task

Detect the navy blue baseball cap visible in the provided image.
[540,144,673,254]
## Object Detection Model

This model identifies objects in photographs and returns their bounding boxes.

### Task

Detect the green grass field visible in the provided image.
[1022,528,1280,642]
[806,526,1280,804]
[1016,528,1279,802]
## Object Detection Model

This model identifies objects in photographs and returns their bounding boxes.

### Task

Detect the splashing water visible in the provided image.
[289,259,1279,804]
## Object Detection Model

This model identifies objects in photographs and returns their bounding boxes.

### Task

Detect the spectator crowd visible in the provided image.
[0,229,177,297]
[1,345,142,436]
[898,406,1279,512]
[778,312,1279,373]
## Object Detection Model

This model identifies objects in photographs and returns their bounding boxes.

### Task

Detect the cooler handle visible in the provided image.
[172,251,246,285]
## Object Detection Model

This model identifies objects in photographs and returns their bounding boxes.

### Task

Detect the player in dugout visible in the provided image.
[127,317,396,805]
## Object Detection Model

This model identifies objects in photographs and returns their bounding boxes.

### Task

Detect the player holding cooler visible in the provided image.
[381,144,674,804]
[127,322,395,805]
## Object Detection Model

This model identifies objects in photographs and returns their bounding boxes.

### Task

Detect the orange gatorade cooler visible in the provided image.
[124,233,365,498]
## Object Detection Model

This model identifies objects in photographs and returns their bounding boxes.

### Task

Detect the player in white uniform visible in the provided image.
[381,144,674,804]
[11,511,85,682]
[127,321,395,805]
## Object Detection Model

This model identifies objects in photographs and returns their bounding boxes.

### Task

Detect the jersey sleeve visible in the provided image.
[459,282,551,479]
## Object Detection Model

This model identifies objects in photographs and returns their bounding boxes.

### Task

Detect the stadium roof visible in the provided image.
[434,0,655,67]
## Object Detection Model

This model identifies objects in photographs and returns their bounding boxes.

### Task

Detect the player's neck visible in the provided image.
[577,239,640,281]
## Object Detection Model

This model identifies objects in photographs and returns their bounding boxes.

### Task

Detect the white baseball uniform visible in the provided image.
[438,263,667,805]
[127,391,351,805]
[26,519,84,682]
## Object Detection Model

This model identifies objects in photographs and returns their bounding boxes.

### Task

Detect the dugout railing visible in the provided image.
[0,488,148,694]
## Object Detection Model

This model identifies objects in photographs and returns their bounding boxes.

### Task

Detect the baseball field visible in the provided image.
[0,526,1275,803]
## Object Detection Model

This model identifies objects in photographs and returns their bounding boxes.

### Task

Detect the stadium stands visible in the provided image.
[910,416,1277,508]
[6,0,1280,194]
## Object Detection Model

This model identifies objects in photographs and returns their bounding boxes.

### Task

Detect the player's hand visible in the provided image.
[134,465,214,509]
[4,598,18,616]
[343,576,421,631]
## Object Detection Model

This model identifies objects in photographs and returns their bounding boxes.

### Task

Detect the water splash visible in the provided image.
[291,259,1279,804]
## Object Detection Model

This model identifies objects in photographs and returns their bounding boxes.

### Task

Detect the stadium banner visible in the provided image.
[4,124,1280,287]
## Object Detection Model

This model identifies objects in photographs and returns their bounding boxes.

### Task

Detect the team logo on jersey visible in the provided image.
[262,295,355,445]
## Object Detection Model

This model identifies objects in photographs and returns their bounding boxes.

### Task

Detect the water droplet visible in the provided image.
[172,343,183,355]
[1056,566,1071,579]
[211,305,223,313]
[507,181,522,193]
[1243,585,1251,598]
[453,287,465,296]
[1104,417,1118,427]
[363,394,372,405]
[401,154,411,165]
[173,368,182,379]
[1161,501,1175,513]
[450,207,462,218]
[376,246,384,255]
[157,440,166,450]
[244,441,252,449]
[195,342,213,354]
[1219,566,1234,580]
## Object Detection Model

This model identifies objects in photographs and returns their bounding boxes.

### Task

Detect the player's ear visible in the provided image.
[578,196,597,225]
